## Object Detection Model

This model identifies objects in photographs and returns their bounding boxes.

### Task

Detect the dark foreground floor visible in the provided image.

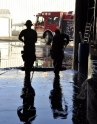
[0,68,88,124]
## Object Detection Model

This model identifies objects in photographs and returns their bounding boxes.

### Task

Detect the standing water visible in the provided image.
[0,41,88,124]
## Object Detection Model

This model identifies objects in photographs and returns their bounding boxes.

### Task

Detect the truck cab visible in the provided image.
[34,11,74,45]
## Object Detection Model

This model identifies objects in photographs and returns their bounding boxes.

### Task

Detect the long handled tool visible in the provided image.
[30,66,34,82]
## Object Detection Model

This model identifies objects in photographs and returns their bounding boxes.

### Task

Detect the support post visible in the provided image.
[73,0,81,70]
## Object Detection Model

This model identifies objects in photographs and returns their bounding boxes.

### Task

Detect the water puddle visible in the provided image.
[0,41,73,69]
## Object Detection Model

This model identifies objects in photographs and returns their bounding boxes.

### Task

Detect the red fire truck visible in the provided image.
[34,11,74,44]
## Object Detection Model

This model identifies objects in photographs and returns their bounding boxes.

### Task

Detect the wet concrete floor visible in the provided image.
[0,40,88,124]
[0,69,88,124]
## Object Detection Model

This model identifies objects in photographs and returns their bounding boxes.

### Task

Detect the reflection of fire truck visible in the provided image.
[34,11,74,44]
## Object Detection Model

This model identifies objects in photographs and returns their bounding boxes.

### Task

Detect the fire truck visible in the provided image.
[34,11,74,45]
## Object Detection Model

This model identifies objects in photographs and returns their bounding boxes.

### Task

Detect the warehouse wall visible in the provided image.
[0,0,75,23]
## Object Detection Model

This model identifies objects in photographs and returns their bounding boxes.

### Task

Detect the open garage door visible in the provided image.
[0,18,9,37]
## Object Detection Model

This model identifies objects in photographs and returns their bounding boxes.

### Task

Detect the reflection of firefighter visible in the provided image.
[17,75,36,124]
[49,77,68,119]
[17,86,36,124]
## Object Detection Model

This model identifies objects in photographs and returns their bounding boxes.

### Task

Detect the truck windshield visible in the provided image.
[48,16,59,24]
[52,17,59,24]
[36,16,44,24]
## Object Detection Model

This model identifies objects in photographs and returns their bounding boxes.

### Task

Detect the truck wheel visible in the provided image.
[44,32,52,45]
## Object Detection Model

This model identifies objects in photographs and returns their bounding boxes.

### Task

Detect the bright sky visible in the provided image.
[0,0,75,23]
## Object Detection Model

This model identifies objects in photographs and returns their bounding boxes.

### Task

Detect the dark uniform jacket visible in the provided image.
[51,33,69,60]
[19,29,37,62]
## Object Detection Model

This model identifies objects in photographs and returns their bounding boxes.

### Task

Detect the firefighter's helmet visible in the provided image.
[24,20,33,26]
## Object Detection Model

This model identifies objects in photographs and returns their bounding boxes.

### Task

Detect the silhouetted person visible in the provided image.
[50,29,69,77]
[19,20,37,84]
[17,77,36,124]
[49,77,68,119]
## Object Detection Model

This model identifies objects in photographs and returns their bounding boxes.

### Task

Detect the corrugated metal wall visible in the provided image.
[0,0,75,23]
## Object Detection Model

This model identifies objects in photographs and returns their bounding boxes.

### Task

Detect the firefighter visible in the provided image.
[50,29,69,77]
[18,20,37,85]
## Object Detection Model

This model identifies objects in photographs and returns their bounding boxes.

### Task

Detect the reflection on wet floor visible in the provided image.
[17,75,36,124]
[0,42,73,69]
[0,41,89,124]
[87,55,97,124]
[49,77,68,119]
[72,73,88,124]
[0,67,89,123]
